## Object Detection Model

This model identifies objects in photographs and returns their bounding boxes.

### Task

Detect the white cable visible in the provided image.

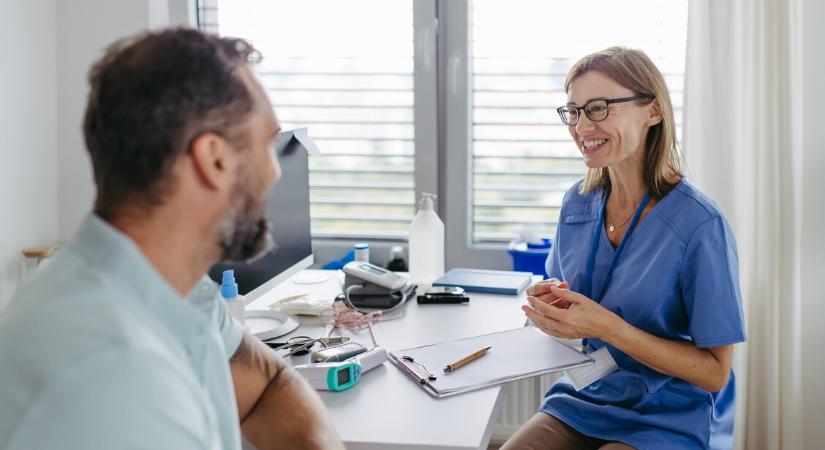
[367,323,378,348]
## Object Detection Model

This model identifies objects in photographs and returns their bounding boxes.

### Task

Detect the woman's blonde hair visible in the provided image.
[565,46,682,198]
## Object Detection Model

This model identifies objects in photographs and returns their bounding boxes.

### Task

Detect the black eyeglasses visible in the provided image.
[556,95,654,126]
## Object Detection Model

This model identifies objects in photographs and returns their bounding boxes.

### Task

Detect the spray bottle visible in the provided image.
[220,269,246,325]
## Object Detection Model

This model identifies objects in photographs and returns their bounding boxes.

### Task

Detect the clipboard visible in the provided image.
[388,326,594,398]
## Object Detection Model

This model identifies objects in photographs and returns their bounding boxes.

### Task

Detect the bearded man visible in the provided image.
[0,28,342,450]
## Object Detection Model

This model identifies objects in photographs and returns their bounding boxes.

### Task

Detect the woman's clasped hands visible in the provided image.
[522,279,622,340]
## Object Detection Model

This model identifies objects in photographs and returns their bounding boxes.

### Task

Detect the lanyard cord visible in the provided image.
[585,192,652,302]
[580,191,650,352]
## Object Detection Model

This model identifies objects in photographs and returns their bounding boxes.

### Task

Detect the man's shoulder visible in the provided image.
[0,253,201,441]
[1,250,174,361]
[0,347,213,450]
[0,245,228,449]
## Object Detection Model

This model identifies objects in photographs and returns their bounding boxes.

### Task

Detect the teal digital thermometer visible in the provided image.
[294,347,388,392]
[294,361,361,392]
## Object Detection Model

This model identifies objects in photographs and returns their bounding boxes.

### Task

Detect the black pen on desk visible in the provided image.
[444,346,491,372]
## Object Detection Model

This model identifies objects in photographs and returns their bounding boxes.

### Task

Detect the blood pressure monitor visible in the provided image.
[343,261,408,291]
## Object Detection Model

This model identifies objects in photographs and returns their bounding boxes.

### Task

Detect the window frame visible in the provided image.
[195,0,686,270]
[196,0,439,266]
[305,0,440,266]
[441,0,512,269]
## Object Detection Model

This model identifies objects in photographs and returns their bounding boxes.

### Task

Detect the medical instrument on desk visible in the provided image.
[417,286,469,304]
[418,294,469,304]
[265,335,317,355]
[295,346,389,392]
[265,335,350,356]
[342,261,416,315]
[343,261,407,291]
[311,342,368,363]
[294,361,361,392]
[351,346,388,372]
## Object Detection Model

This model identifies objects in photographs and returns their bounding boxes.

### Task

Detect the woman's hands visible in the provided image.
[523,280,735,392]
[526,278,571,308]
[523,284,623,340]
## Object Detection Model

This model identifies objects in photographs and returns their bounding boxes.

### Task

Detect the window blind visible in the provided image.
[471,0,687,243]
[198,0,416,240]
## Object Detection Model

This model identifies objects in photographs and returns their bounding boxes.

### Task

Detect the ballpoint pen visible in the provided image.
[443,346,491,372]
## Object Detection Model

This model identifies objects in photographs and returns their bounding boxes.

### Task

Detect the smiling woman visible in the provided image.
[563,50,682,201]
[502,47,746,450]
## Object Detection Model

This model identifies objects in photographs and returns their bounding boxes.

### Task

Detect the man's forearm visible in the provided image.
[230,333,344,450]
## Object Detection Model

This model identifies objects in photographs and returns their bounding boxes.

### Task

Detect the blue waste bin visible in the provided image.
[507,238,551,279]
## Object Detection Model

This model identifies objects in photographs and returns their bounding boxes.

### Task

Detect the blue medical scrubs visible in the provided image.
[541,179,746,450]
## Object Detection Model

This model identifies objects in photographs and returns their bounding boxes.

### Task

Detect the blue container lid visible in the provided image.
[526,238,552,250]
[508,238,552,255]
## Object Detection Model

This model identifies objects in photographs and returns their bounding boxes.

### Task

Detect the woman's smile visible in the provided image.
[581,138,608,156]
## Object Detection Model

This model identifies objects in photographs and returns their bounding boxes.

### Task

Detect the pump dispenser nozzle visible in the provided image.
[419,193,436,210]
[220,270,239,299]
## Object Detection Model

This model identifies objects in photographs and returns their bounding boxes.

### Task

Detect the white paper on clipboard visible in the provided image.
[388,326,593,398]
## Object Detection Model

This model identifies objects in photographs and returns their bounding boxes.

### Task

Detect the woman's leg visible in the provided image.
[500,412,603,450]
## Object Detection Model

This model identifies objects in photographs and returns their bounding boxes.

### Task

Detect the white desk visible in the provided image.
[246,270,532,450]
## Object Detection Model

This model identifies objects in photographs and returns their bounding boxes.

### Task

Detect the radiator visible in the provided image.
[491,373,562,444]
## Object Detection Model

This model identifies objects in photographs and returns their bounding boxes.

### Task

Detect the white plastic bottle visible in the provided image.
[408,193,445,287]
[220,269,246,325]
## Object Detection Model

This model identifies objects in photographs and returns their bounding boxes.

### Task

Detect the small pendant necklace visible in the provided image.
[607,200,643,232]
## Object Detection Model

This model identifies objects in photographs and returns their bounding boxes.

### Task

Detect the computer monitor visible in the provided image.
[209,129,314,301]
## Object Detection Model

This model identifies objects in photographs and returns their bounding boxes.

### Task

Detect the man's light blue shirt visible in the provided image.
[0,215,245,449]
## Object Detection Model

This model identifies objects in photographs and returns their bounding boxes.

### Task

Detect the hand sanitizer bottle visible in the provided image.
[220,269,245,324]
[408,193,444,287]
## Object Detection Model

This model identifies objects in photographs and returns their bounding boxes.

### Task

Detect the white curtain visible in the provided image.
[683,1,804,449]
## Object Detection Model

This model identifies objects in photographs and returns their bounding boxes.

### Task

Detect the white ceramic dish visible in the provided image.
[245,310,300,341]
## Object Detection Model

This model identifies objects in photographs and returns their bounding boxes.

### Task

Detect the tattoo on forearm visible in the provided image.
[231,334,286,388]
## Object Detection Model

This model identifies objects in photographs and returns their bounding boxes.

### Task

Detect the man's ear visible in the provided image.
[647,99,663,127]
[189,132,234,192]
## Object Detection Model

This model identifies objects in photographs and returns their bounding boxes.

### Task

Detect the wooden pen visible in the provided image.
[444,346,491,372]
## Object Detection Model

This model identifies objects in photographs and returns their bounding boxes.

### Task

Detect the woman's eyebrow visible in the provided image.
[566,96,610,106]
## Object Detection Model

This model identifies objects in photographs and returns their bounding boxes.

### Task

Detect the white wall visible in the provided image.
[0,0,58,308]
[56,0,167,240]
[800,0,825,447]
[55,0,191,240]
[0,0,191,307]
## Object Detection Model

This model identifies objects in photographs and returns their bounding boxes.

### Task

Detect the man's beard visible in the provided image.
[217,181,274,262]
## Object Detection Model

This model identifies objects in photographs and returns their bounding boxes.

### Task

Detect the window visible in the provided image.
[469,0,688,244]
[198,0,429,241]
[198,0,688,267]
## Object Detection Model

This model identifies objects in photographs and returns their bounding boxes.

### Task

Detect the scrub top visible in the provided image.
[0,215,245,450]
[541,179,746,450]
